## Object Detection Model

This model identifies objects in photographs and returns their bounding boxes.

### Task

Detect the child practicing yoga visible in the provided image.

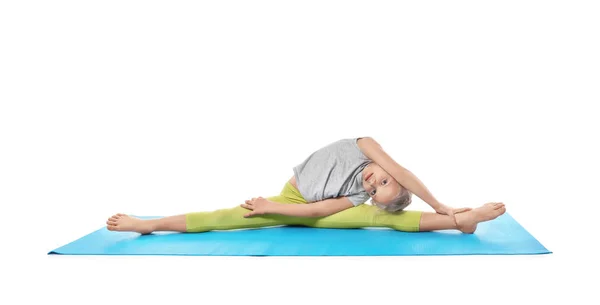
[106,137,506,234]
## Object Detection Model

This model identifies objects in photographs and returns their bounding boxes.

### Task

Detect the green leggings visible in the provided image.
[185,181,423,232]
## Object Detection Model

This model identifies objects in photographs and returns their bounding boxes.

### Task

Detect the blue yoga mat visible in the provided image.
[48,213,550,256]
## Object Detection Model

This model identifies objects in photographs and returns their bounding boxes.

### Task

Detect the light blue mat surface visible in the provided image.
[48,213,550,256]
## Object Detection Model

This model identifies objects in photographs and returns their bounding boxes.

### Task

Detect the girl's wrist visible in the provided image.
[429,200,443,210]
[267,201,283,214]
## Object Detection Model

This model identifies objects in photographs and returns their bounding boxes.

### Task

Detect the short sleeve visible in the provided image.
[351,137,372,162]
[346,192,370,206]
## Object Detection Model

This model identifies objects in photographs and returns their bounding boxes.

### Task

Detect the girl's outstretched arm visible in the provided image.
[241,196,355,218]
[357,137,468,218]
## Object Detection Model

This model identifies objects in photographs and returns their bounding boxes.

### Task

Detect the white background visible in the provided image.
[1,1,599,304]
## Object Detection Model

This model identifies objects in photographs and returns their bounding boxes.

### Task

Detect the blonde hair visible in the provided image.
[372,186,412,212]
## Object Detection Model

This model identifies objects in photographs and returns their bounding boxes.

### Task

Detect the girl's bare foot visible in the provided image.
[106,213,155,234]
[455,202,506,234]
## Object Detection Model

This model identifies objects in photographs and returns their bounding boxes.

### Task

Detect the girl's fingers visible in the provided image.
[454,207,471,213]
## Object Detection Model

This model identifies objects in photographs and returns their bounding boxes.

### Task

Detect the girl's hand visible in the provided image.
[434,203,472,225]
[240,197,276,218]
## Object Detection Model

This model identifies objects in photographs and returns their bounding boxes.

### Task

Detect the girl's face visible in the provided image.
[362,162,402,205]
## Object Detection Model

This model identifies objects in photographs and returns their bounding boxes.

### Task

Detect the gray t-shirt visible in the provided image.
[293,138,373,206]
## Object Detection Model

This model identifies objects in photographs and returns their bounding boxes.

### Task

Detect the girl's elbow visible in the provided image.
[306,207,324,217]
[310,210,324,217]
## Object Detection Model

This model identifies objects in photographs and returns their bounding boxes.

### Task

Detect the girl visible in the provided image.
[106,137,506,234]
